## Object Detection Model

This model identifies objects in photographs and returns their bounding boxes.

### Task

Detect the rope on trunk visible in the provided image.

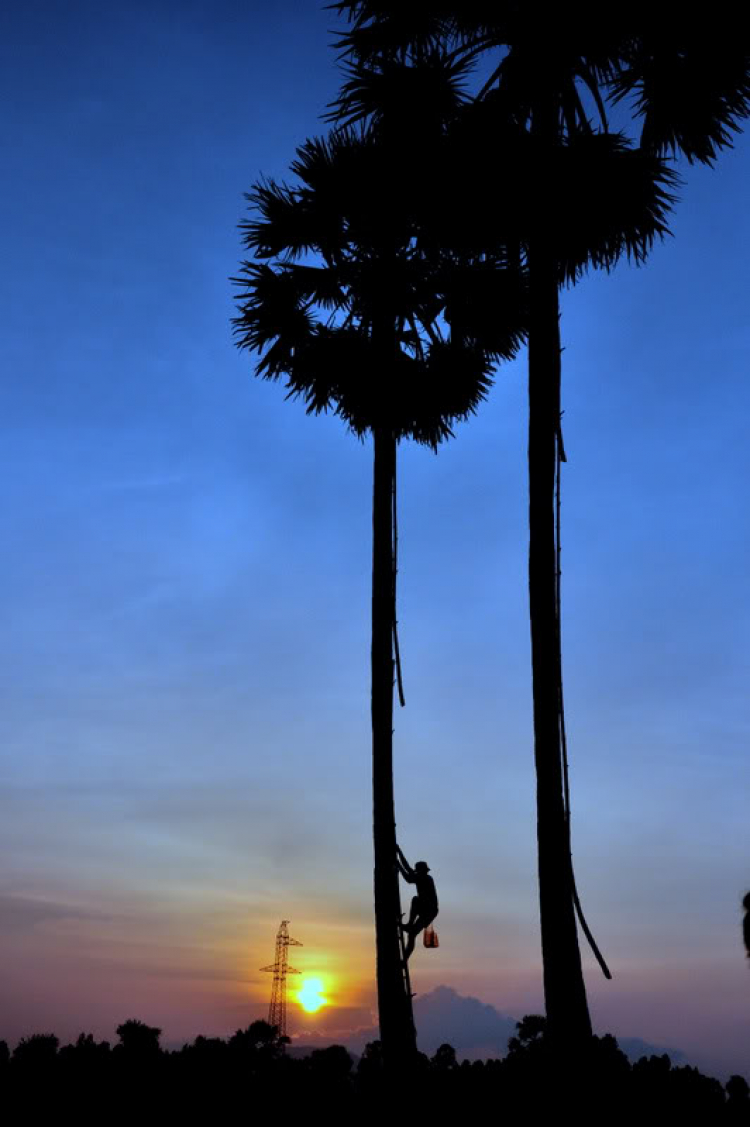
[392,442,406,708]
[556,417,612,981]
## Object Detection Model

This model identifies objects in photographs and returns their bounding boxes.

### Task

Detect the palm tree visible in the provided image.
[328,4,750,1042]
[232,120,527,1062]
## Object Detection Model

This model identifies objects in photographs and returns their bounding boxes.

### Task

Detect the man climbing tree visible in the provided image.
[396,845,438,961]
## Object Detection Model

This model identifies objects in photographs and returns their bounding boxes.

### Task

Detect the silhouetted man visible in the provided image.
[396,844,438,961]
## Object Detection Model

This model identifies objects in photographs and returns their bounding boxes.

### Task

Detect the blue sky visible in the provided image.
[1,0,749,1080]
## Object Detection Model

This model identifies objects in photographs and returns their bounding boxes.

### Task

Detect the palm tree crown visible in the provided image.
[233,124,526,446]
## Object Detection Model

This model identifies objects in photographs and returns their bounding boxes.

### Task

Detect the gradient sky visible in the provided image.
[2,0,749,1081]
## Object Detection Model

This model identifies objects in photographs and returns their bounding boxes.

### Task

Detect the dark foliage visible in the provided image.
[116,1018,162,1056]
[2,1016,745,1121]
[11,1032,60,1068]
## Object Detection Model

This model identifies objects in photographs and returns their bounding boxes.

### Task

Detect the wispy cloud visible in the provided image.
[0,893,110,935]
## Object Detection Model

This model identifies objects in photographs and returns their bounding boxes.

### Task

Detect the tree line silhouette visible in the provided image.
[234,3,750,1064]
[3,1016,749,1119]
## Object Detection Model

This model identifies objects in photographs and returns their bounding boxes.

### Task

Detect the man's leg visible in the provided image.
[403,914,426,962]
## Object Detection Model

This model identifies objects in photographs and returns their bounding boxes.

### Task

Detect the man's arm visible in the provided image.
[396,844,415,881]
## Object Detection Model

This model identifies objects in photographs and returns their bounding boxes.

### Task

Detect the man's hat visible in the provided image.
[415,861,430,872]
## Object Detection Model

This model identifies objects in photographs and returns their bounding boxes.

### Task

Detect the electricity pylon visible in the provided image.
[260,920,302,1039]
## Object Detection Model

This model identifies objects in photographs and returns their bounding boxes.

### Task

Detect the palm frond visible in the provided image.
[329,2,450,64]
[280,263,348,310]
[330,339,498,449]
[420,340,496,423]
[330,49,470,132]
[282,325,373,416]
[442,262,528,360]
[231,263,314,371]
[612,33,750,165]
[290,130,367,194]
[240,180,321,261]
[551,132,680,282]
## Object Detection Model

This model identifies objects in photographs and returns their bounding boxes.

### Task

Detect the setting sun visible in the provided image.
[297,978,328,1013]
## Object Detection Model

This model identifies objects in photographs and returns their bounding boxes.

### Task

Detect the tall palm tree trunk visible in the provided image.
[371,426,416,1062]
[528,90,592,1045]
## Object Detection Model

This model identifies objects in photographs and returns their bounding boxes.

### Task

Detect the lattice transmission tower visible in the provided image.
[260,920,302,1039]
